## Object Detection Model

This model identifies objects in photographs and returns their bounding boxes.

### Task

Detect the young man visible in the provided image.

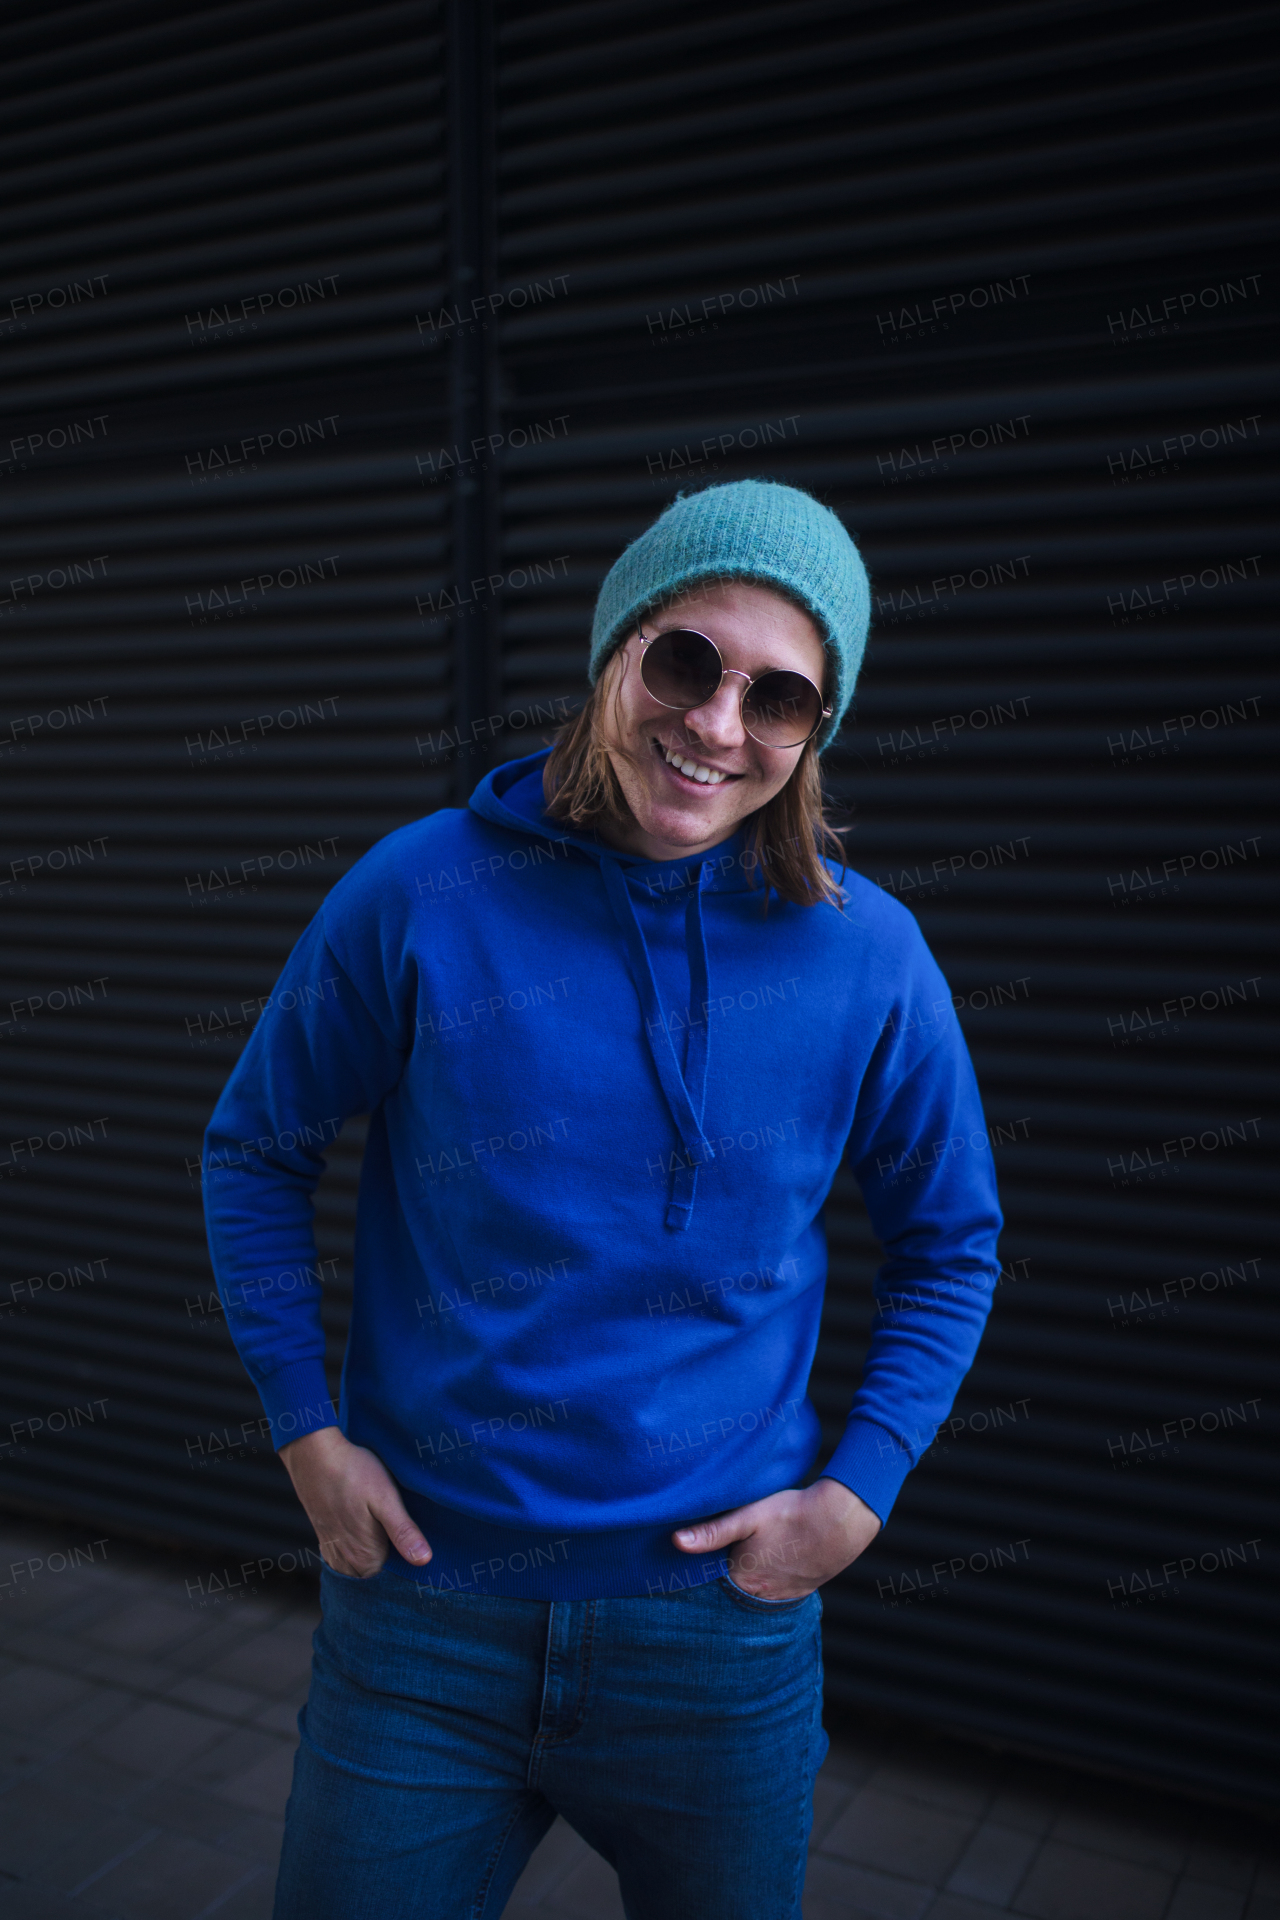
[203,479,1002,1920]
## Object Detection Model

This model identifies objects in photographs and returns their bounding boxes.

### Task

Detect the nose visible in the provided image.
[680,671,748,752]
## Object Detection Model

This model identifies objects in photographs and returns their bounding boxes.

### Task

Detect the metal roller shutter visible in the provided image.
[1,0,1276,1803]
[1,0,450,1554]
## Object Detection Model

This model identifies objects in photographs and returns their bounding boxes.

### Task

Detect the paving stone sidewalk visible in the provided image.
[1,1514,1275,1919]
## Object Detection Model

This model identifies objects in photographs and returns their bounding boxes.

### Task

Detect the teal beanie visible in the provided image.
[589,479,870,750]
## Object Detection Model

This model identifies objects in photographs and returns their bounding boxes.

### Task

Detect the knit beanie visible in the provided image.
[589,479,870,750]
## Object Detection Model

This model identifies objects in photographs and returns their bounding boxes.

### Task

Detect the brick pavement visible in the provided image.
[1,1514,1275,1919]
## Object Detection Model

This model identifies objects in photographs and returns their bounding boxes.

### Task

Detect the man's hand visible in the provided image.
[671,1477,880,1599]
[280,1427,432,1578]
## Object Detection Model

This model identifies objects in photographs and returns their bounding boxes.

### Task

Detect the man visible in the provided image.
[203,479,1002,1919]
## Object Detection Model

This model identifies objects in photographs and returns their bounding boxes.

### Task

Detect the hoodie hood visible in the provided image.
[470,748,756,1228]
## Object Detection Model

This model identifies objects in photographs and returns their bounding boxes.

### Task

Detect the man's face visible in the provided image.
[595,581,827,863]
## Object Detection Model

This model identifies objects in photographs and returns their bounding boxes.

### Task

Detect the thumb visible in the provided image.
[369,1485,432,1565]
[673,1507,753,1554]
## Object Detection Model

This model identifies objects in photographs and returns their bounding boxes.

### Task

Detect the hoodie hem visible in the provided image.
[391,1485,731,1599]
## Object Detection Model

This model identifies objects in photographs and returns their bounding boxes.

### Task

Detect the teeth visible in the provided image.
[664,748,726,785]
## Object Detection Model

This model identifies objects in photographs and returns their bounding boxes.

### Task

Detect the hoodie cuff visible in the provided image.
[254,1359,339,1451]
[820,1417,915,1526]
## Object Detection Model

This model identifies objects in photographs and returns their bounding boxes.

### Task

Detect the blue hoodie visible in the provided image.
[202,750,1002,1599]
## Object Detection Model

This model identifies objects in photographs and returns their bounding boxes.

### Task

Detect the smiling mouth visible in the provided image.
[653,738,743,788]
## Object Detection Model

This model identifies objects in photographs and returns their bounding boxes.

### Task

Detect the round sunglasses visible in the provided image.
[638,626,831,749]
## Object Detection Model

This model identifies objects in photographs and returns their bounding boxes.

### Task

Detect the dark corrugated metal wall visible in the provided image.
[1,0,451,1553]
[2,0,1276,1803]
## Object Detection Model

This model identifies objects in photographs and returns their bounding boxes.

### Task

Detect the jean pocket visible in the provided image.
[320,1559,386,1584]
[718,1572,815,1614]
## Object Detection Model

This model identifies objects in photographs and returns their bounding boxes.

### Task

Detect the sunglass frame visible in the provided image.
[636,626,832,749]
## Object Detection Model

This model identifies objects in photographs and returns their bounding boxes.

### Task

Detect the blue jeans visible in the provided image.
[274,1563,828,1919]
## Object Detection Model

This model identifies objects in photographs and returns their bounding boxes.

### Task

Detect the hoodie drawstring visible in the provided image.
[600,857,715,1231]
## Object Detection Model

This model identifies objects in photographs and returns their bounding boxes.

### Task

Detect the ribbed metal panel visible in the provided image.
[1,0,1276,1805]
[487,0,1278,1802]
[1,1,449,1554]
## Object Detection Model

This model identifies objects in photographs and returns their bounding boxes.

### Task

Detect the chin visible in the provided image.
[642,805,735,847]
[633,775,748,847]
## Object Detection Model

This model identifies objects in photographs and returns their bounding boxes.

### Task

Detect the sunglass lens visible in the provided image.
[641,630,721,710]
[742,671,823,746]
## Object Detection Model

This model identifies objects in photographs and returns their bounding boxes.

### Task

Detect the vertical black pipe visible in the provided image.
[448,0,497,805]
